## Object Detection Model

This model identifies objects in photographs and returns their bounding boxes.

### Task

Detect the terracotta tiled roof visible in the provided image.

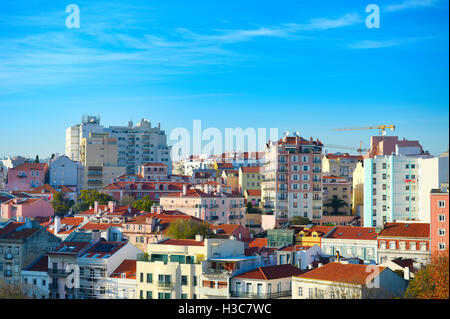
[295,262,386,285]
[235,264,304,280]
[46,217,85,235]
[79,205,141,216]
[3,198,42,206]
[249,238,268,249]
[299,225,334,237]
[278,245,314,252]
[80,222,122,231]
[246,189,261,197]
[378,223,430,238]
[12,163,48,171]
[325,153,363,160]
[325,226,378,240]
[211,224,242,236]
[110,259,137,279]
[103,181,185,191]
[27,184,59,194]
[142,163,168,167]
[240,167,262,173]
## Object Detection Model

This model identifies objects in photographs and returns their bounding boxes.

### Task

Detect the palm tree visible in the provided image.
[324,195,349,215]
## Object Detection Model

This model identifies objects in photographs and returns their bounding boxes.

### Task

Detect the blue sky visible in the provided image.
[0,0,448,158]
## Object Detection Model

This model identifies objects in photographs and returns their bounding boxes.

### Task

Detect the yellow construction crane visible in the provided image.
[332,125,395,136]
[324,141,368,156]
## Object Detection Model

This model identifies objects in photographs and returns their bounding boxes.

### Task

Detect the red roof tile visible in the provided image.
[110,259,137,279]
[379,223,430,238]
[235,264,304,280]
[158,239,204,246]
[295,262,386,285]
[325,226,378,240]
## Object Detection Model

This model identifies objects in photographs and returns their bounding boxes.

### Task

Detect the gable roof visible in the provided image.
[378,223,430,238]
[325,226,378,240]
[234,264,304,280]
[110,259,137,279]
[295,262,386,285]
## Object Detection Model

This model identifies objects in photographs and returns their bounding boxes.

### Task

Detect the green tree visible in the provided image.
[324,195,349,214]
[132,195,154,212]
[51,192,74,217]
[165,219,211,239]
[120,195,136,207]
[290,216,311,225]
[72,189,114,212]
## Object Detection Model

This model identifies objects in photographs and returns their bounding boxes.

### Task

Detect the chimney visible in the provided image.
[54,216,61,234]
[151,204,157,213]
[404,267,410,280]
[318,263,323,268]
[91,230,101,243]
[336,251,340,263]
[195,234,203,242]
[94,201,99,213]
[108,201,116,213]
[182,184,187,196]
[308,264,313,270]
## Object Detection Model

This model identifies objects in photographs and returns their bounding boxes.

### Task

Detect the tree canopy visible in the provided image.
[132,195,154,212]
[324,195,349,214]
[165,219,211,239]
[290,216,312,225]
[405,250,449,299]
[51,192,74,217]
[72,189,114,212]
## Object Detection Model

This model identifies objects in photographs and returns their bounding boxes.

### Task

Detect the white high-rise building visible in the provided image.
[363,152,449,227]
[109,119,171,175]
[66,115,105,162]
[66,116,171,175]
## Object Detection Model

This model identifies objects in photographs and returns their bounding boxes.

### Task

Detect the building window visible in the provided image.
[140,273,144,282]
[439,229,446,236]
[389,242,396,250]
[438,200,446,208]
[438,215,446,222]
[420,243,427,251]
[308,288,313,298]
[146,291,152,299]
[410,242,416,250]
[181,276,188,286]
[147,273,152,283]
[298,286,303,297]
[439,243,446,250]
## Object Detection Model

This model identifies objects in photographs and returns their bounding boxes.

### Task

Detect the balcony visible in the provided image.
[209,216,219,221]
[49,283,59,291]
[48,268,70,277]
[4,253,13,260]
[230,291,291,299]
[203,268,232,277]
[157,282,175,289]
[199,286,229,297]
[209,204,219,208]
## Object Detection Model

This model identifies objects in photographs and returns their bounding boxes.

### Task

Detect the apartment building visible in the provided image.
[377,222,431,266]
[160,187,246,225]
[292,262,407,299]
[138,163,169,181]
[109,119,171,175]
[239,166,263,196]
[1,197,54,221]
[230,264,303,299]
[102,181,186,202]
[320,226,378,264]
[80,132,125,190]
[6,163,48,191]
[430,187,449,255]
[322,153,363,182]
[261,134,323,227]
[66,116,171,175]
[363,154,438,227]
[0,219,60,285]
[21,255,50,299]
[49,155,82,190]
[322,175,351,215]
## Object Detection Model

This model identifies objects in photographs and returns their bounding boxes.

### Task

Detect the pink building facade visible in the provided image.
[1,197,54,220]
[430,189,449,256]
[139,163,168,180]
[6,163,48,191]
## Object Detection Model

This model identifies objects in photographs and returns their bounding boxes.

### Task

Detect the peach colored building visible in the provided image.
[430,188,449,255]
[138,163,169,181]
[160,187,245,225]
[1,197,54,220]
[6,163,48,191]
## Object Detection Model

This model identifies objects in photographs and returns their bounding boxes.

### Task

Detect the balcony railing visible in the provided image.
[157,282,174,289]
[48,268,70,277]
[49,283,59,291]
[230,291,291,299]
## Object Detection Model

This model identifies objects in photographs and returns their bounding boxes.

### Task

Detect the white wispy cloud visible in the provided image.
[349,37,425,49]
[384,0,441,12]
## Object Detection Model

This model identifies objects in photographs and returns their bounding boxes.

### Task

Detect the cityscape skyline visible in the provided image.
[0,0,448,157]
